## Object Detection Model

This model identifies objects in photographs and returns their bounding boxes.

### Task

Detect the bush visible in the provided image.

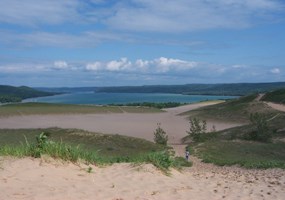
[247,113,272,142]
[187,118,207,142]
[153,123,168,145]
[147,150,173,170]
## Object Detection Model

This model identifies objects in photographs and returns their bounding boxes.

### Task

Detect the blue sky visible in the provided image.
[0,0,284,87]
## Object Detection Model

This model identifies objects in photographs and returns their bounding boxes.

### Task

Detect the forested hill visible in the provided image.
[96,82,285,96]
[0,85,56,103]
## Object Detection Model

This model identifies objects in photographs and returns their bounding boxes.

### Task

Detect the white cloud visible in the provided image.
[106,58,132,71]
[85,57,198,73]
[232,64,247,69]
[86,62,102,71]
[154,57,197,72]
[270,68,281,74]
[54,61,68,70]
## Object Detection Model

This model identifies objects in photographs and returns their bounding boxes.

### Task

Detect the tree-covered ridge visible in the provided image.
[0,85,56,103]
[96,82,285,96]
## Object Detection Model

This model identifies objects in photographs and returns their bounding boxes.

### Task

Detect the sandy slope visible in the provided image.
[1,157,284,200]
[265,102,285,112]
[0,102,240,144]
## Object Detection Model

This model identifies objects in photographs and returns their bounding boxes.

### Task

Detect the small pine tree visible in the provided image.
[153,123,168,145]
[187,117,207,142]
[249,113,272,142]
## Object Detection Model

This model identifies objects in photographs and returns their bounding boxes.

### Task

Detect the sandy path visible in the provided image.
[1,157,284,200]
[265,102,285,112]
[0,102,240,144]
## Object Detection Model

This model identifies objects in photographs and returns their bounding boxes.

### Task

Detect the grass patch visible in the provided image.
[192,140,285,169]
[0,102,161,117]
[181,94,279,123]
[0,128,190,171]
[261,88,285,104]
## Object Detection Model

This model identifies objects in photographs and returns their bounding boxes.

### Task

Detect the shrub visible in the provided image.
[147,150,173,170]
[187,118,207,142]
[247,113,272,142]
[153,123,168,145]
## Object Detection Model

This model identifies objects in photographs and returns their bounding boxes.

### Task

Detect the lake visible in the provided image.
[23,92,238,105]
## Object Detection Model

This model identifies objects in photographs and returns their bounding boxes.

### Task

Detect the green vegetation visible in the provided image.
[0,128,190,171]
[192,141,285,169]
[0,102,161,117]
[0,95,21,103]
[0,85,56,103]
[153,123,168,145]
[183,93,285,169]
[186,118,207,142]
[96,82,285,96]
[182,94,278,123]
[247,113,272,142]
[261,88,285,104]
[109,102,185,109]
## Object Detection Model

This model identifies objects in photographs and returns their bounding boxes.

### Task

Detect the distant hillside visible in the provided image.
[96,82,285,96]
[261,88,285,104]
[35,87,98,93]
[0,85,56,103]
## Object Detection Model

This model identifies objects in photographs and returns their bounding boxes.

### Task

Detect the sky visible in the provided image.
[0,0,284,87]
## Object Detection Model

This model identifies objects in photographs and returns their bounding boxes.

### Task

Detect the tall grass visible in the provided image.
[0,132,191,171]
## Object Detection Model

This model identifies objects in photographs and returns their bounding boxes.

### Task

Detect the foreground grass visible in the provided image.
[0,128,191,171]
[0,102,162,117]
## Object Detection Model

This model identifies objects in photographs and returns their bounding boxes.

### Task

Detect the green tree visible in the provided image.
[153,123,168,145]
[249,113,272,142]
[187,117,207,142]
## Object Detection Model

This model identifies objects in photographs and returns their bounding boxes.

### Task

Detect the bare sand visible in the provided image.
[265,102,285,113]
[1,156,284,200]
[0,102,240,144]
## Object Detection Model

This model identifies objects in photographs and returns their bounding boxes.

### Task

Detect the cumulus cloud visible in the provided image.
[85,57,198,73]
[54,61,68,70]
[106,58,132,71]
[270,68,281,74]
[86,62,103,71]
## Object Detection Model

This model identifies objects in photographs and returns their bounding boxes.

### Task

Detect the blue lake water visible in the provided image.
[23,92,238,105]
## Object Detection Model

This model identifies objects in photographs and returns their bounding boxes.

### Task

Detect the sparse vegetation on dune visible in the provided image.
[181,94,278,123]
[183,93,285,169]
[0,128,190,171]
[0,102,162,117]
[261,88,285,104]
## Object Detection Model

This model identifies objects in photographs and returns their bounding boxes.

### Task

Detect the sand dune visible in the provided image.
[0,102,240,144]
[1,102,284,199]
[1,157,284,200]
